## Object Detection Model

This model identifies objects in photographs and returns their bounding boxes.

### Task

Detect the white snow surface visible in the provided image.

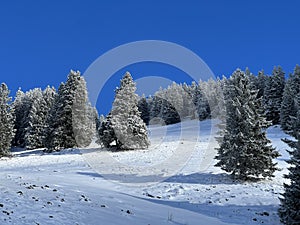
[0,120,292,225]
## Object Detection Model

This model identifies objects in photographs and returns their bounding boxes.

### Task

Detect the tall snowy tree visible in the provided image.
[44,70,95,151]
[0,83,15,157]
[72,76,96,147]
[215,69,280,180]
[24,88,47,149]
[24,87,56,149]
[11,88,25,147]
[280,65,300,131]
[106,72,149,150]
[264,66,285,125]
[278,94,300,224]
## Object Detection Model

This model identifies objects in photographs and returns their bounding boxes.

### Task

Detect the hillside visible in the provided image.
[0,119,291,225]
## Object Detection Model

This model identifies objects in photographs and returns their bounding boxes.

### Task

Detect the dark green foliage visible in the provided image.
[215,69,280,180]
[279,94,300,224]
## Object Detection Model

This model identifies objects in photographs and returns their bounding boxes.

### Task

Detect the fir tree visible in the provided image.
[215,69,280,180]
[0,83,15,157]
[109,72,150,150]
[264,66,285,125]
[278,94,300,224]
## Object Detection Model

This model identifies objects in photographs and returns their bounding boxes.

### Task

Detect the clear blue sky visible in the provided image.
[1,0,299,114]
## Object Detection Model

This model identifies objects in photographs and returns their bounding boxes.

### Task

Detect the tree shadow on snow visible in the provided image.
[127,194,280,225]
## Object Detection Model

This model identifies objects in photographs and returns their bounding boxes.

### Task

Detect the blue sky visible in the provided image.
[0,0,299,114]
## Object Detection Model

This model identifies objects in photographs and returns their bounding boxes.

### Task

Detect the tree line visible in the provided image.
[0,66,299,224]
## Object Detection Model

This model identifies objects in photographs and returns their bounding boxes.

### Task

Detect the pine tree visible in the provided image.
[264,66,285,125]
[280,65,300,131]
[215,69,280,180]
[278,94,300,224]
[108,72,150,150]
[0,83,15,157]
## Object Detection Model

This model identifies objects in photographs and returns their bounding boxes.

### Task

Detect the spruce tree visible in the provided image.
[264,66,285,125]
[215,69,280,180]
[0,83,15,157]
[109,72,150,150]
[278,94,300,224]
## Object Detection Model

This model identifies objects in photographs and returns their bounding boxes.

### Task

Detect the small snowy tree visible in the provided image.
[278,94,300,224]
[97,113,117,148]
[109,72,149,150]
[0,83,15,157]
[215,69,280,180]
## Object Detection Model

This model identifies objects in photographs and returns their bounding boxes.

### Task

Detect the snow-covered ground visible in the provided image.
[0,120,291,225]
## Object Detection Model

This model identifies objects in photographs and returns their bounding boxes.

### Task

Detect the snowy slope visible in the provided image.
[0,120,291,225]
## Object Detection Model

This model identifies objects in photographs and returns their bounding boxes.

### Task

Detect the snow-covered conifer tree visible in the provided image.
[215,69,279,180]
[11,89,25,147]
[0,83,15,157]
[109,72,149,149]
[97,113,116,148]
[72,76,96,147]
[24,87,56,149]
[24,88,47,149]
[44,70,95,151]
[278,94,300,224]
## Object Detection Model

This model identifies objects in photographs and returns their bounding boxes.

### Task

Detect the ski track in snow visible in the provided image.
[0,120,292,225]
